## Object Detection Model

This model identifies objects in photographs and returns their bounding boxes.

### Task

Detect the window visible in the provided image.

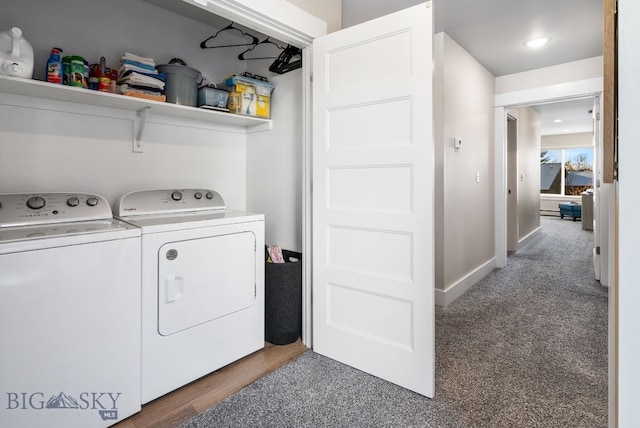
[540,148,594,196]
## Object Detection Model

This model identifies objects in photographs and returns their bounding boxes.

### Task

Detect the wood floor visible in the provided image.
[113,340,308,428]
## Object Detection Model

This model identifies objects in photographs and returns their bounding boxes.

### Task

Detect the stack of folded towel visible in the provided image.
[117,52,166,102]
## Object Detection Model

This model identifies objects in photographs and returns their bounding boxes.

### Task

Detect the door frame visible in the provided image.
[301,46,313,347]
[494,77,603,267]
[506,113,518,253]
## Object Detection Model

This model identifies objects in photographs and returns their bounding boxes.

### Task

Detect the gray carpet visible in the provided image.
[183,216,608,427]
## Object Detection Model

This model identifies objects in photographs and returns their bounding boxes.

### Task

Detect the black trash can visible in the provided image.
[265,248,302,345]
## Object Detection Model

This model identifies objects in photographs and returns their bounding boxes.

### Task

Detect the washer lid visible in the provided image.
[115,189,226,217]
[0,219,133,243]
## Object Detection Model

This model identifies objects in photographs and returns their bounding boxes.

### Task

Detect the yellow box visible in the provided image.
[227,85,271,118]
[220,76,274,118]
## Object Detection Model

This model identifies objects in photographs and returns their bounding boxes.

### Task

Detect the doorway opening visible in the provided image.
[503,96,598,259]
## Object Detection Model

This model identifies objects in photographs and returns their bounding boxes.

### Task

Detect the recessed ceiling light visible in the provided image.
[553,119,563,123]
[524,37,551,48]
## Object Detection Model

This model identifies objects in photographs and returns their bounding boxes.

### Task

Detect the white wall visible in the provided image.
[286,0,342,32]
[342,0,423,28]
[434,33,495,304]
[542,132,592,149]
[617,0,640,424]
[0,100,247,210]
[246,70,303,251]
[496,56,603,95]
[515,106,541,239]
[0,0,257,210]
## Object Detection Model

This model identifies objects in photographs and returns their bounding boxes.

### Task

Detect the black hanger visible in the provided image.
[269,45,302,74]
[238,37,286,61]
[200,22,259,49]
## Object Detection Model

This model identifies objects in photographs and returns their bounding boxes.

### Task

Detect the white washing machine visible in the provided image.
[0,192,141,428]
[115,189,265,404]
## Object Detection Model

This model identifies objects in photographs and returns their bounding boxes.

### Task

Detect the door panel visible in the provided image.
[327,165,412,212]
[327,98,413,150]
[312,2,434,397]
[323,30,413,91]
[158,232,256,336]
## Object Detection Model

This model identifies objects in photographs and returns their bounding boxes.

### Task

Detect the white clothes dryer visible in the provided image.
[0,192,141,428]
[115,189,265,404]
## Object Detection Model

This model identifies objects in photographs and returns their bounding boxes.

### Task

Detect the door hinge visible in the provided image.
[596,246,601,255]
[310,73,313,82]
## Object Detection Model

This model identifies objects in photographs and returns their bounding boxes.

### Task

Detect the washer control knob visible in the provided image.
[206,191,214,199]
[171,191,183,201]
[194,192,202,200]
[86,197,99,207]
[67,196,80,207]
[26,196,46,210]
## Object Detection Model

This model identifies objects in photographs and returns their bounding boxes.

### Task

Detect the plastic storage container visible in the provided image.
[198,85,229,109]
[219,75,275,118]
[69,55,85,87]
[157,60,202,107]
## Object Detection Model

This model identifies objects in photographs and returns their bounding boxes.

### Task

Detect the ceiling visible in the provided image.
[532,98,596,136]
[433,0,603,77]
[343,0,604,77]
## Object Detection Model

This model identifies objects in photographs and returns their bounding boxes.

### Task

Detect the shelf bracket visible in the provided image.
[133,106,151,153]
[246,122,273,134]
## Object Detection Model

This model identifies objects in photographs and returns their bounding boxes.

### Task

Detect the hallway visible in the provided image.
[436,215,608,426]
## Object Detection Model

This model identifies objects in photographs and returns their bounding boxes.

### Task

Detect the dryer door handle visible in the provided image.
[165,276,184,303]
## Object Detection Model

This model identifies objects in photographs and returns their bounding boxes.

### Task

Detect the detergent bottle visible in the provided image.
[0,27,34,78]
[46,48,63,84]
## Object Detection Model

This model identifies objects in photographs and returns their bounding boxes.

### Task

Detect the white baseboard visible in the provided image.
[435,257,497,307]
[518,226,541,250]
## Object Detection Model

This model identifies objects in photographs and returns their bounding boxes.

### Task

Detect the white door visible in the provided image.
[312,3,435,397]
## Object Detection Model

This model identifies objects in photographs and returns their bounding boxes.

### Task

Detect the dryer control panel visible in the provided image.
[0,192,112,227]
[116,189,226,216]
